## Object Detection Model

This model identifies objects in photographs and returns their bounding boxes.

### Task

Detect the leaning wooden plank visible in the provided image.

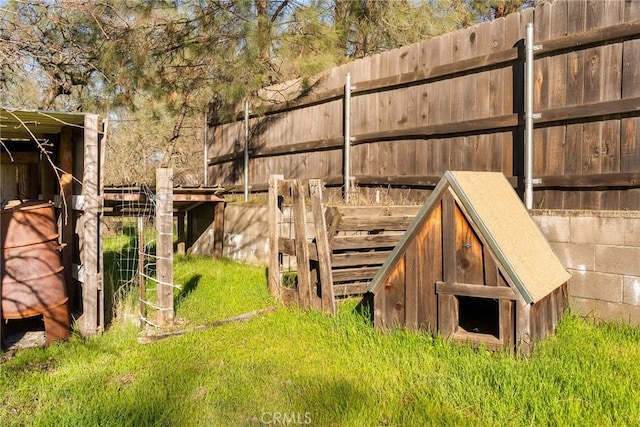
[137,307,276,344]
[309,180,335,314]
[292,180,314,309]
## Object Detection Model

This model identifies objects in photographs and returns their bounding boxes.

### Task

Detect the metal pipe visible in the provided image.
[203,110,209,186]
[138,216,145,329]
[244,99,249,202]
[524,22,535,210]
[344,73,352,203]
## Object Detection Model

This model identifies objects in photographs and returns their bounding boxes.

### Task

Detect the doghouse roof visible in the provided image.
[0,108,88,139]
[368,171,570,304]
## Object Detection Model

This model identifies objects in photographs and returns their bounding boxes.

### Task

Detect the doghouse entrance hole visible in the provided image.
[457,296,499,338]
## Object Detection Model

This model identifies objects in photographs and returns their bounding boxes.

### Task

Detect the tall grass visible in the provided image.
[1,256,639,426]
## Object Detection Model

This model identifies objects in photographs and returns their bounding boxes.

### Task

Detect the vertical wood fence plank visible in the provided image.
[440,190,457,337]
[417,201,441,333]
[268,174,284,298]
[81,114,102,335]
[405,241,418,329]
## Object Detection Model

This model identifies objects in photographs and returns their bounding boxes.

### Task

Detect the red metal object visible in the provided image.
[1,201,71,343]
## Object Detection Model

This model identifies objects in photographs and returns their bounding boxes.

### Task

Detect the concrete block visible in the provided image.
[570,216,625,245]
[624,218,640,247]
[623,276,640,306]
[567,270,622,303]
[569,297,640,326]
[532,215,570,243]
[549,242,595,271]
[595,245,640,276]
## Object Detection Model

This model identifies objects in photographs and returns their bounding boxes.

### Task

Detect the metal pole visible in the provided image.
[524,22,535,210]
[244,99,249,202]
[138,216,145,329]
[203,110,209,186]
[344,73,352,203]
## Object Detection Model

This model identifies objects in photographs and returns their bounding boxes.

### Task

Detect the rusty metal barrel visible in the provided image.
[1,200,71,343]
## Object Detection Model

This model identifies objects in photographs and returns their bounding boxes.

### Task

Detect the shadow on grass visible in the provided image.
[175,274,202,308]
[353,293,374,326]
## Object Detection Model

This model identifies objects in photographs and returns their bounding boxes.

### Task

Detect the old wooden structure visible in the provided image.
[0,108,104,341]
[103,184,226,257]
[368,171,570,354]
[268,175,420,311]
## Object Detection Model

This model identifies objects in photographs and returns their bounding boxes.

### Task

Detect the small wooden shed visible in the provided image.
[367,171,570,354]
[1,108,104,338]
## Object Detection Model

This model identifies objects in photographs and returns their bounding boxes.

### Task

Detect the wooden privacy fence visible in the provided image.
[209,0,640,211]
[268,175,420,311]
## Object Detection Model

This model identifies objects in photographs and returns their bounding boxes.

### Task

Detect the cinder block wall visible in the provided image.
[222,203,313,265]
[531,210,640,325]
[223,204,270,264]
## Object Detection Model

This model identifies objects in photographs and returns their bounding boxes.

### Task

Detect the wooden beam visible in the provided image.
[536,97,640,125]
[80,114,102,336]
[533,172,640,189]
[292,180,313,309]
[354,114,520,144]
[268,174,284,298]
[515,299,532,357]
[435,282,518,300]
[337,215,416,231]
[330,251,393,268]
[330,234,403,250]
[155,168,174,327]
[440,192,457,337]
[536,19,640,57]
[331,267,381,282]
[252,137,343,158]
[309,179,335,314]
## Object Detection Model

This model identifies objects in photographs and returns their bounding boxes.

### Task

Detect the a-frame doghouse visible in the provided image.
[367,171,570,355]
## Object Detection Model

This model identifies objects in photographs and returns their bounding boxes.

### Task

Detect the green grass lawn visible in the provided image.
[1,255,639,426]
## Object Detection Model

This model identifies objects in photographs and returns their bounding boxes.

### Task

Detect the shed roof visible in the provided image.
[0,108,88,139]
[369,171,570,304]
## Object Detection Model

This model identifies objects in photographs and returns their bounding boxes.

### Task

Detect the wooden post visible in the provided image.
[309,179,335,314]
[59,127,74,306]
[176,211,186,255]
[156,168,174,327]
[138,216,146,329]
[268,174,284,298]
[516,300,532,356]
[292,180,312,310]
[439,191,458,337]
[213,201,225,258]
[81,114,103,335]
